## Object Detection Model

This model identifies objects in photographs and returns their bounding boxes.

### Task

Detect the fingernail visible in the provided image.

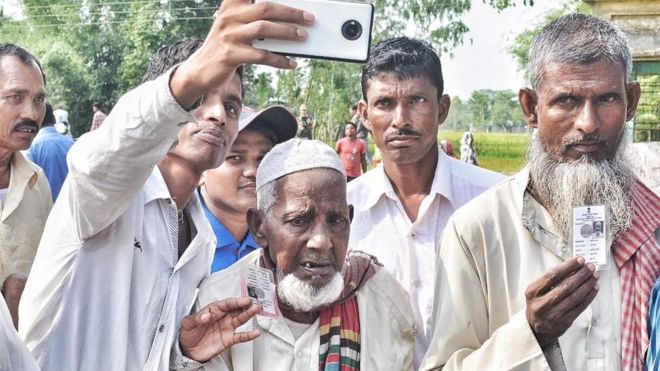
[587,263,596,272]
[289,59,297,68]
[593,271,600,279]
[200,312,210,322]
[577,256,585,264]
[296,28,307,40]
[303,12,315,24]
[594,283,599,290]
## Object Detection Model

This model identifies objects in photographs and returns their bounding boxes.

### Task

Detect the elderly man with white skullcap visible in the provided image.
[189,138,415,370]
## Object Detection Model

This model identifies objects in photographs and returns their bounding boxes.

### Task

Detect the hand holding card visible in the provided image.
[572,205,608,267]
[240,266,281,318]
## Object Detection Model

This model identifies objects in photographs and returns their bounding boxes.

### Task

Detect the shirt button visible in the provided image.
[413,280,422,288]
[561,247,567,252]
[297,351,303,358]
[158,324,165,332]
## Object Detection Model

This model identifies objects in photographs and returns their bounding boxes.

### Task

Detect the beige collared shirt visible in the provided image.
[0,151,52,282]
[421,168,622,371]
[187,249,416,371]
[347,150,504,366]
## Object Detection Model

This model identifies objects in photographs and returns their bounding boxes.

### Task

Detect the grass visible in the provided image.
[438,130,531,174]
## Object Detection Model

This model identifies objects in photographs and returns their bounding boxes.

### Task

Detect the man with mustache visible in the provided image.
[191,138,415,370]
[421,14,659,371]
[19,1,314,369]
[198,105,297,273]
[347,36,504,367]
[0,43,53,329]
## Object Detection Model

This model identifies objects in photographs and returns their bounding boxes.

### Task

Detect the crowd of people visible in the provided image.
[0,1,658,370]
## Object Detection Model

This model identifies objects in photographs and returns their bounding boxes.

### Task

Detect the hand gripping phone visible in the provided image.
[253,0,374,63]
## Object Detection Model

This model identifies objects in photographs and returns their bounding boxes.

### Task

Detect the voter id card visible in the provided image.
[572,205,608,268]
[240,266,280,318]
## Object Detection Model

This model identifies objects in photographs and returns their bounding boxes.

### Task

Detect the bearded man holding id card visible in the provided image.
[421,13,659,371]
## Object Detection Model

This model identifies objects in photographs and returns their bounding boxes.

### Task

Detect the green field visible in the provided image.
[438,131,531,174]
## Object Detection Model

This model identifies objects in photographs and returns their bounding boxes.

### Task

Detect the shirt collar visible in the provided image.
[10,151,40,190]
[2,152,42,220]
[197,188,259,249]
[358,149,455,211]
[142,166,172,204]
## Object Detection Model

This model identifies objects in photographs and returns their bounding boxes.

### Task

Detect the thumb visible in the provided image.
[181,307,211,332]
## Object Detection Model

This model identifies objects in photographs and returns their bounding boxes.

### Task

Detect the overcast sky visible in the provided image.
[441,1,564,99]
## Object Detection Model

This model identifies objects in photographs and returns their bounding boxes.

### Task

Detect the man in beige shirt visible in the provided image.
[191,139,415,370]
[0,43,53,327]
[422,14,658,371]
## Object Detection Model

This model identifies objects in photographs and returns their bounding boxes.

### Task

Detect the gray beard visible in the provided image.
[527,135,634,243]
[276,271,344,312]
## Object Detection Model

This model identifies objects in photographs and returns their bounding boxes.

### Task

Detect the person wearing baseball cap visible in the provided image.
[198,105,297,272]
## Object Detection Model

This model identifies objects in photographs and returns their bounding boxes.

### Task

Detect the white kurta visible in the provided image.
[19,70,215,371]
[187,249,416,371]
[347,150,504,366]
[0,296,39,371]
[421,169,623,371]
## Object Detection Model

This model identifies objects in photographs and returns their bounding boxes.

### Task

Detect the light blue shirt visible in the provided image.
[198,189,259,272]
[648,276,660,370]
[25,126,74,201]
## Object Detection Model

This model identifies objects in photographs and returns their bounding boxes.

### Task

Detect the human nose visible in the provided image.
[306,222,332,252]
[199,99,227,128]
[574,100,599,135]
[22,100,42,123]
[391,104,410,129]
[243,158,258,178]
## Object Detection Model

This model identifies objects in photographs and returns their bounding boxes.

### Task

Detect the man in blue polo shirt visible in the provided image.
[25,102,74,201]
[198,105,297,272]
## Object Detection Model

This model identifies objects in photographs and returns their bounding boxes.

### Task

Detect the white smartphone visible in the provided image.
[252,0,374,63]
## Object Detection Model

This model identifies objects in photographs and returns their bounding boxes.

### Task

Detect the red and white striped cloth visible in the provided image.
[613,180,660,371]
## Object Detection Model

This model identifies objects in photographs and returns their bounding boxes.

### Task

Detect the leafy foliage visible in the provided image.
[1,0,533,140]
[508,0,588,81]
[445,89,524,131]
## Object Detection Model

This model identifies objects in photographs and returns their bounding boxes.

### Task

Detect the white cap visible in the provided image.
[256,138,345,192]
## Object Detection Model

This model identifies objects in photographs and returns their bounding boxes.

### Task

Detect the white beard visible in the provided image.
[527,134,634,242]
[276,272,344,312]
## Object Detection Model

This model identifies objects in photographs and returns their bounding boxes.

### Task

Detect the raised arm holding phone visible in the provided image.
[19,1,314,370]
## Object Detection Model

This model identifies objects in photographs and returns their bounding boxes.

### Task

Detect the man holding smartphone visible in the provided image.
[19,1,314,370]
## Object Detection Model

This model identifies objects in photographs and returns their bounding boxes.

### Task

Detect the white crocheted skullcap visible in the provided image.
[256,138,345,192]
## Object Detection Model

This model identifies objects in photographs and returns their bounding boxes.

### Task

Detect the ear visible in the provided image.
[437,94,451,127]
[518,88,539,129]
[247,208,268,248]
[625,82,641,122]
[358,99,371,131]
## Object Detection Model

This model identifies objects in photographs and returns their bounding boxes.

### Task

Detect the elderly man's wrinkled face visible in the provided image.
[253,168,350,311]
[0,56,46,153]
[520,61,641,242]
[522,61,640,162]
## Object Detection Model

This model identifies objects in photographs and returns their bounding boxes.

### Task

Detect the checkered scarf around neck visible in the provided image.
[258,250,382,371]
[613,180,660,371]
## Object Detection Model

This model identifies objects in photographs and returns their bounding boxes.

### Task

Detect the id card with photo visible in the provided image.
[240,266,280,318]
[572,205,608,267]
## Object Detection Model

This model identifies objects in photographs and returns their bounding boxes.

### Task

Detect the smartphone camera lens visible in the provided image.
[341,20,363,41]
